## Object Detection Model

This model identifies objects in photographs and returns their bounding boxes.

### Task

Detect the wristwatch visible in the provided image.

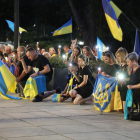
[37,72,40,75]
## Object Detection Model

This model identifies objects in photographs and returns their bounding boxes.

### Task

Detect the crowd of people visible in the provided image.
[0,39,140,114]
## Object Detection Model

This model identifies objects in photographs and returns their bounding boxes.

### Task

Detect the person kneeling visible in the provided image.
[20,47,53,102]
[60,62,79,102]
[69,54,94,105]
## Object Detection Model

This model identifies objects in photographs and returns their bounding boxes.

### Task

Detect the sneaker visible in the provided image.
[55,87,61,93]
[32,95,42,102]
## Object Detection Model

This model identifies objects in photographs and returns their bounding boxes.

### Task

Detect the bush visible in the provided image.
[48,56,68,69]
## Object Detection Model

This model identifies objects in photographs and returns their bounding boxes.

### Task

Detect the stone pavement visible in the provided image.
[0,95,140,140]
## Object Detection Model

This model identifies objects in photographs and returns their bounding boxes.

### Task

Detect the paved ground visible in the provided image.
[0,95,140,140]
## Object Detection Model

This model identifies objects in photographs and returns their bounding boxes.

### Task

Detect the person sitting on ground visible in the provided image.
[115,47,131,112]
[15,46,31,97]
[49,47,57,58]
[102,51,120,77]
[60,62,79,102]
[69,54,94,105]
[41,62,79,102]
[20,47,53,102]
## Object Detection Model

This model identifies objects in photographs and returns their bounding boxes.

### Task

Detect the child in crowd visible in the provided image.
[69,54,94,105]
[60,62,79,102]
[35,62,79,102]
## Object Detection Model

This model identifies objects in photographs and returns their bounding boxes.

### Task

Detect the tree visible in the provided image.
[68,0,97,48]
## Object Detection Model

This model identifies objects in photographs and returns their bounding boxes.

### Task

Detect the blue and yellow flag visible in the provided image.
[93,74,122,112]
[51,18,72,36]
[23,75,47,100]
[52,94,61,102]
[0,60,20,100]
[6,20,27,32]
[134,29,140,55]
[97,37,107,60]
[102,0,123,41]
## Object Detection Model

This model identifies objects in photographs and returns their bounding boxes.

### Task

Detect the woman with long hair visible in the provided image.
[69,54,94,105]
[102,51,120,77]
[115,47,131,112]
[69,47,81,63]
[83,46,96,61]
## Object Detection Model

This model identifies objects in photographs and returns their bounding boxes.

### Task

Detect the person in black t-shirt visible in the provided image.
[102,51,120,77]
[20,47,53,102]
[60,62,78,102]
[126,52,140,107]
[15,46,31,97]
[69,54,94,105]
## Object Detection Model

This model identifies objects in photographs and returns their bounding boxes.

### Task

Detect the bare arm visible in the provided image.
[77,75,88,88]
[16,70,27,82]
[30,64,50,77]
[127,83,140,89]
[21,58,32,74]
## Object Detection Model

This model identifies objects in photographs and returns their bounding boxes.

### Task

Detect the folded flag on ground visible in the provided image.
[93,74,122,112]
[52,94,61,102]
[0,60,20,100]
[23,75,47,100]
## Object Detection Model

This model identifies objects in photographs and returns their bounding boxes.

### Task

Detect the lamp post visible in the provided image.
[14,0,19,49]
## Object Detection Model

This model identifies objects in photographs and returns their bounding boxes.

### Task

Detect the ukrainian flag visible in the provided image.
[51,18,72,36]
[6,20,27,32]
[97,37,107,60]
[23,75,47,100]
[0,60,20,100]
[93,74,122,112]
[102,0,123,41]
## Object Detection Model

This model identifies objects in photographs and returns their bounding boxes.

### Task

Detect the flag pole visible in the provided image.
[122,12,140,32]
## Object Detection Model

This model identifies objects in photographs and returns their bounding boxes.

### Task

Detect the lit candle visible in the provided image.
[98,67,101,74]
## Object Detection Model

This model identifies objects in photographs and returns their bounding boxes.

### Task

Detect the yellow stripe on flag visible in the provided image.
[105,13,123,41]
[53,25,72,36]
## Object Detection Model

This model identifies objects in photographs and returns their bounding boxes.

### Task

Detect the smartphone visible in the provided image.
[5,57,8,61]
[20,52,23,57]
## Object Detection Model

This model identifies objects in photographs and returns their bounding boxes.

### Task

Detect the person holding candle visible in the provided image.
[115,47,131,112]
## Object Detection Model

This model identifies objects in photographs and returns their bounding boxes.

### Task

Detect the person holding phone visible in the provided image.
[15,46,31,97]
